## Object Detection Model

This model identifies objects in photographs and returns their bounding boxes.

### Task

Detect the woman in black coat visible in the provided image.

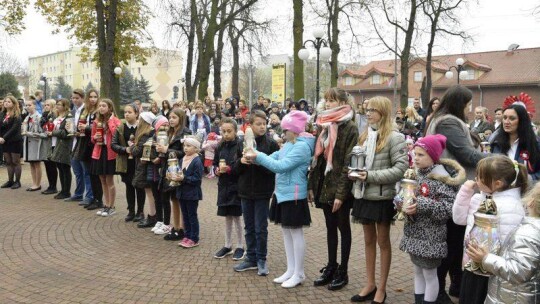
[0,95,23,189]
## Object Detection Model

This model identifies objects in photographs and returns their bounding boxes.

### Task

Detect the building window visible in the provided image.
[463,69,475,80]
[344,76,353,86]
[372,74,381,85]
[414,71,423,82]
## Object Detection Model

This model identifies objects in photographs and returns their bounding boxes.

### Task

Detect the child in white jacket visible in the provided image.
[453,155,527,304]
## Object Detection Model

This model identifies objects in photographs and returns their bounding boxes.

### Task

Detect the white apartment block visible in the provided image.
[28,47,183,101]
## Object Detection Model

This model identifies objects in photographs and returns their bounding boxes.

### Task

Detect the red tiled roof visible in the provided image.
[340,47,540,90]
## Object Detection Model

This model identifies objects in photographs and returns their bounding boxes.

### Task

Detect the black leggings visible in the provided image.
[90,172,103,204]
[56,162,71,195]
[126,180,145,214]
[3,153,22,183]
[160,190,173,225]
[438,220,466,292]
[151,183,162,221]
[322,200,352,271]
[44,160,58,190]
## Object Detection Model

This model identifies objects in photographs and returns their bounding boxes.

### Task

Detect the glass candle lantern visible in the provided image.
[66,117,76,137]
[78,113,87,137]
[141,138,153,162]
[156,126,169,157]
[167,152,181,187]
[96,122,105,145]
[348,145,367,178]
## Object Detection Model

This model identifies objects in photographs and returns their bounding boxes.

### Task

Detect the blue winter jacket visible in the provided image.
[255,133,315,203]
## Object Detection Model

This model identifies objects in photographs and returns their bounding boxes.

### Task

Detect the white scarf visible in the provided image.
[353,126,378,199]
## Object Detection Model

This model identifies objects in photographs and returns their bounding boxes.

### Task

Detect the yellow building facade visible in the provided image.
[28,47,183,101]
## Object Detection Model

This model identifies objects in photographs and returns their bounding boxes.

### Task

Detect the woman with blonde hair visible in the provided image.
[0,95,24,189]
[349,96,408,303]
[404,106,423,125]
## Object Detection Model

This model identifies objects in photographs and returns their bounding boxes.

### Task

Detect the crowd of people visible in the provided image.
[0,84,539,304]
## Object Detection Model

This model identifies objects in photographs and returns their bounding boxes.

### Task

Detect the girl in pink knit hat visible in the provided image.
[399,134,466,304]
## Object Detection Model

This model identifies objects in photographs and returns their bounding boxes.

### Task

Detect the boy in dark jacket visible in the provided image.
[233,111,279,276]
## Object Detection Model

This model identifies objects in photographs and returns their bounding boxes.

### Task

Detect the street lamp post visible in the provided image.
[445,57,468,84]
[39,73,48,99]
[298,28,332,106]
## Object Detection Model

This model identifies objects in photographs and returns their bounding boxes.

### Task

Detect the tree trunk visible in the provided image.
[328,0,340,87]
[213,27,225,99]
[196,0,219,100]
[292,0,304,101]
[422,3,440,108]
[185,0,198,102]
[213,3,228,100]
[230,33,240,98]
[399,0,417,109]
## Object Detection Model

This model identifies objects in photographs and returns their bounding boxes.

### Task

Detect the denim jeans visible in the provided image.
[180,200,199,243]
[241,198,270,262]
[71,159,93,201]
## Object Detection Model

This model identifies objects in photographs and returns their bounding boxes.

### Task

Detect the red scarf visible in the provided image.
[313,104,354,175]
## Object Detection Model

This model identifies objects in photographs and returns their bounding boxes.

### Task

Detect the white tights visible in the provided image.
[224,216,244,249]
[281,227,306,279]
[414,265,439,302]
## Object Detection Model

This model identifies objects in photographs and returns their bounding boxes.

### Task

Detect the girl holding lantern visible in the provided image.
[47,98,74,199]
[91,99,121,217]
[81,89,104,211]
[155,109,192,239]
[23,98,47,191]
[398,135,465,304]
[308,87,358,291]
[111,103,146,222]
[349,96,408,303]
[129,112,158,227]
[40,99,59,195]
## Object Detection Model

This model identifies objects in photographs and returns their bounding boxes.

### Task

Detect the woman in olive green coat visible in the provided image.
[308,88,359,291]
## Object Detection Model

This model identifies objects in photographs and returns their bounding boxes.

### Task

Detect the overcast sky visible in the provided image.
[6,0,540,68]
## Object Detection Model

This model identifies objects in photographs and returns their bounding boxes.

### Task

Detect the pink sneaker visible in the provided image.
[178,238,189,247]
[183,239,199,248]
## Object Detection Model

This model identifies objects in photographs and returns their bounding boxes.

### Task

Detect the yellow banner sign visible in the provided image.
[272,64,286,103]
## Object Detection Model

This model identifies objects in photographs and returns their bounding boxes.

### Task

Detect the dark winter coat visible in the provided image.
[131,131,155,189]
[158,127,192,192]
[48,115,74,165]
[0,114,22,144]
[213,138,242,207]
[308,120,359,206]
[176,156,203,201]
[72,111,98,162]
[491,137,540,182]
[399,158,466,260]
[234,134,279,200]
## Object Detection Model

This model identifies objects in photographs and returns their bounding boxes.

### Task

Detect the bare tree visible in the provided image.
[364,0,423,108]
[293,0,304,101]
[0,51,26,76]
[421,0,469,106]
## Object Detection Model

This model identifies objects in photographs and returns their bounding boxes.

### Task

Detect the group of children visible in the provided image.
[398,133,539,304]
[7,89,539,302]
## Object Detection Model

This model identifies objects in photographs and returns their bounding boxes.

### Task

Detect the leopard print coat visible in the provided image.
[399,158,466,259]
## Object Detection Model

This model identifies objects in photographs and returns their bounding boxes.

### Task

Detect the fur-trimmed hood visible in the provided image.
[426,158,466,187]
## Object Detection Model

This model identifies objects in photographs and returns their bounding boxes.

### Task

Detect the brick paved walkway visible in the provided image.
[0,165,447,303]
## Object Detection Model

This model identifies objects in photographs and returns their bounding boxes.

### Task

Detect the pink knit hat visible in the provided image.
[414,134,447,163]
[281,110,308,134]
[153,115,169,131]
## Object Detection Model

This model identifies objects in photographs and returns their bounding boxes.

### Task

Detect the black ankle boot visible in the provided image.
[1,180,14,188]
[414,294,424,304]
[137,215,157,228]
[328,265,348,290]
[313,263,337,286]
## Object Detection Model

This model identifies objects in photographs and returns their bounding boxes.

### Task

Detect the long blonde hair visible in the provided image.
[358,96,395,152]
[405,106,422,123]
[134,118,153,144]
[4,96,21,117]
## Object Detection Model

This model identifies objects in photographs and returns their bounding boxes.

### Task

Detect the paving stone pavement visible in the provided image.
[0,165,449,303]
